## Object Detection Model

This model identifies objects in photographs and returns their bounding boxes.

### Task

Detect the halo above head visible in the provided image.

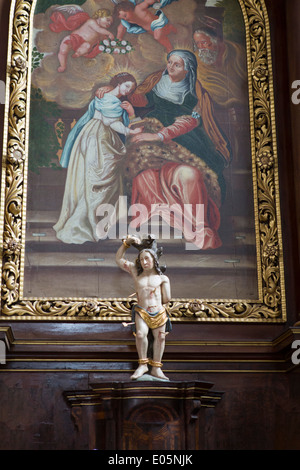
[106,64,141,87]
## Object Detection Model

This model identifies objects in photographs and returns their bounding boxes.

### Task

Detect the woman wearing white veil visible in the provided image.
[127,49,231,249]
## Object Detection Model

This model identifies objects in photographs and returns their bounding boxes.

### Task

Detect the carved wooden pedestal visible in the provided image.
[64,380,223,450]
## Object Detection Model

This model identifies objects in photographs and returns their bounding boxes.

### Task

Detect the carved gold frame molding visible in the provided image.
[0,0,286,322]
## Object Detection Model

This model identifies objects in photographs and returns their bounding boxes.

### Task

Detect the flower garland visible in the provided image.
[99,38,134,55]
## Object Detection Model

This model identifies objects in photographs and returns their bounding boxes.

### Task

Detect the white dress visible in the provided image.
[53,95,131,244]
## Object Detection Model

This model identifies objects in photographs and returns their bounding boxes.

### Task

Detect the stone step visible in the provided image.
[23,266,258,300]
[26,211,256,236]
[24,248,256,271]
[23,218,258,300]
[25,226,255,247]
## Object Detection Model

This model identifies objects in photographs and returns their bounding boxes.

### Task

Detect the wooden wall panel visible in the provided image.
[1,368,299,450]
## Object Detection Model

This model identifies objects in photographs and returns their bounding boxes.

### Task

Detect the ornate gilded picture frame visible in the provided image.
[0,0,286,322]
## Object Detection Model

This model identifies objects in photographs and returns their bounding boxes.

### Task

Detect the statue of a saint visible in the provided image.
[116,235,171,381]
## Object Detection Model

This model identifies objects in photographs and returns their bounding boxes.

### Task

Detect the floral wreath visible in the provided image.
[99,38,134,55]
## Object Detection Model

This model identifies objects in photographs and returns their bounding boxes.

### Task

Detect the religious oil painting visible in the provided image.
[0,0,286,322]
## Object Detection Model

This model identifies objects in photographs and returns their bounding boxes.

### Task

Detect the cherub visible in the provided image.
[49,6,114,72]
[115,0,177,52]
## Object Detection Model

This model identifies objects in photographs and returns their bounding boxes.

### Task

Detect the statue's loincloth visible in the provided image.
[132,304,172,332]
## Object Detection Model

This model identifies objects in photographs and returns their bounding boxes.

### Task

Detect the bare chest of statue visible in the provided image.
[135,273,163,312]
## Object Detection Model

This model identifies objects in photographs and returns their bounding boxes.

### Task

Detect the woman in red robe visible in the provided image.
[128,49,231,249]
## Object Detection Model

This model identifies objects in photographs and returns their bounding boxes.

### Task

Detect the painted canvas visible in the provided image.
[23,0,257,302]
